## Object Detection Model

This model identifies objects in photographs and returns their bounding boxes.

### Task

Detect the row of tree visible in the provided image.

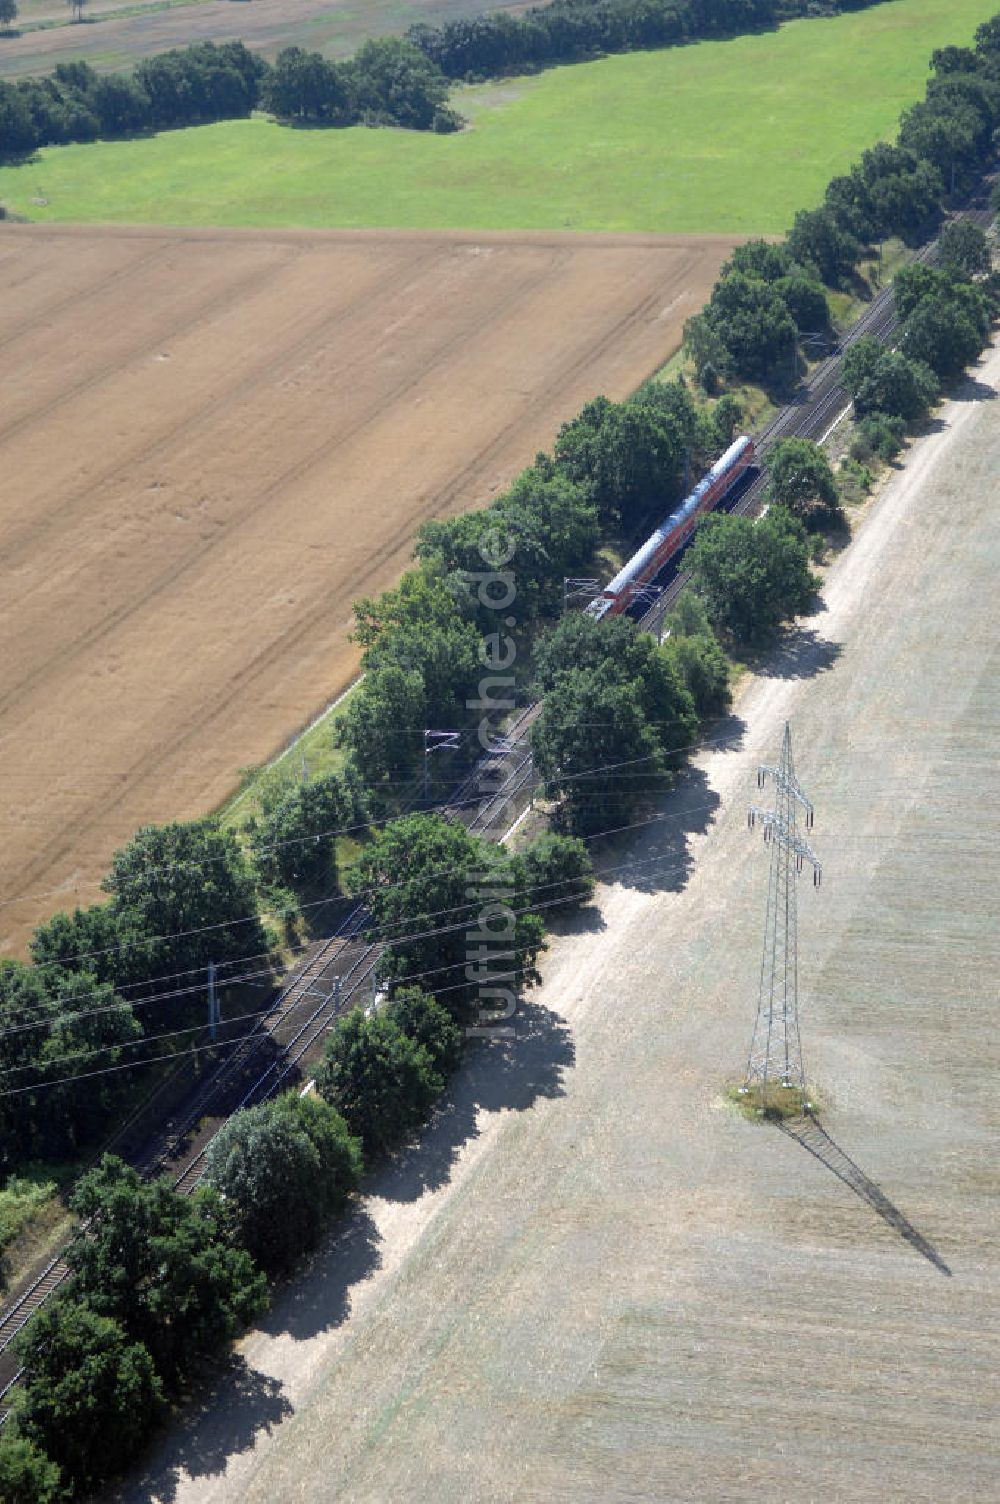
[337,377,748,793]
[0,813,598,1494]
[0,36,458,161]
[685,19,1000,387]
[0,1153,269,1496]
[406,0,883,82]
[0,761,369,1169]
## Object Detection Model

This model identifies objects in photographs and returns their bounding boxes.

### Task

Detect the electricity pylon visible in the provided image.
[743,722,822,1100]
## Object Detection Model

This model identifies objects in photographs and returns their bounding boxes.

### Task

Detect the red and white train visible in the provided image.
[585,434,755,622]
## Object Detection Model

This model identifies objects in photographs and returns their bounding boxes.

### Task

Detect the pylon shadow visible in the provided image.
[778,1115,952,1277]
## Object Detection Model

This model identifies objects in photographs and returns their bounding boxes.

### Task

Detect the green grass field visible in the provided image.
[0,0,996,233]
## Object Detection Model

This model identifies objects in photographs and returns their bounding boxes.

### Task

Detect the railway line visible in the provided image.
[0,196,994,1422]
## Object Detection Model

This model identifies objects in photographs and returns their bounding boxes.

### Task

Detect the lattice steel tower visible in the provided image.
[743,722,822,1098]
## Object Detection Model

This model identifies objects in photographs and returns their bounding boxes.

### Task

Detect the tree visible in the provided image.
[521,832,595,915]
[686,506,816,646]
[0,0,18,32]
[16,1302,162,1493]
[65,0,87,20]
[249,768,363,893]
[900,292,986,381]
[337,663,427,784]
[701,273,798,383]
[531,611,698,762]
[937,218,991,278]
[0,960,141,1167]
[347,813,544,1015]
[416,467,597,626]
[786,206,861,286]
[317,1006,443,1157]
[773,272,829,333]
[204,1093,361,1274]
[387,986,464,1075]
[264,47,352,123]
[720,238,792,283]
[554,391,688,530]
[841,335,938,421]
[65,1156,267,1390]
[531,664,666,834]
[767,437,842,529]
[711,392,743,446]
[363,610,481,728]
[352,568,463,651]
[346,37,450,130]
[103,819,268,1004]
[0,1434,62,1502]
[30,898,148,990]
[660,629,731,719]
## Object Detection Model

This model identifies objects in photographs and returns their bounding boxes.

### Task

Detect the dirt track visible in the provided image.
[0,223,740,954]
[117,346,1000,1503]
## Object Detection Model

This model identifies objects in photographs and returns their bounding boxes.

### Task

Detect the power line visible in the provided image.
[7,730,741,986]
[0,804,695,1040]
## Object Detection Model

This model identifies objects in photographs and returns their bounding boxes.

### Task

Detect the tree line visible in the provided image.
[0,808,598,1495]
[406,0,886,82]
[685,18,1000,389]
[1,14,998,1494]
[0,35,459,161]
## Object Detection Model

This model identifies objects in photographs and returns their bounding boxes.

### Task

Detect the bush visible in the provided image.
[521,833,595,915]
[852,413,906,463]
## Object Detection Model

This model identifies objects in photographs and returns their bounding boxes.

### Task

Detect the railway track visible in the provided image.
[0,196,993,1422]
[639,199,996,635]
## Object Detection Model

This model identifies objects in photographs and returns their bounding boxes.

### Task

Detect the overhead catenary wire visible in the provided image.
[0,717,743,918]
[0,860,684,1100]
[0,801,705,1040]
[0,755,965,1036]
[6,727,748,988]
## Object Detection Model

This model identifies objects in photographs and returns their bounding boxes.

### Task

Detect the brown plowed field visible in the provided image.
[0,223,742,955]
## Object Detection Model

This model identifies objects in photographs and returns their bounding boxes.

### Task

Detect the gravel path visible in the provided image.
[121,345,1000,1504]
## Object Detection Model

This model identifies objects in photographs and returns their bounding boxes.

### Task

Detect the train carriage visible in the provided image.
[585,434,755,622]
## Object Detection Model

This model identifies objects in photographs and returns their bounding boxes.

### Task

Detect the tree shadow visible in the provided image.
[255,996,574,1347]
[594,716,744,896]
[364,997,575,1209]
[257,1207,383,1343]
[779,1115,951,1276]
[752,624,842,682]
[911,413,949,438]
[546,903,607,936]
[122,1356,293,1504]
[950,374,997,403]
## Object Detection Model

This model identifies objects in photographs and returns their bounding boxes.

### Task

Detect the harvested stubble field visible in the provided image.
[119,351,999,1503]
[0,222,740,955]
